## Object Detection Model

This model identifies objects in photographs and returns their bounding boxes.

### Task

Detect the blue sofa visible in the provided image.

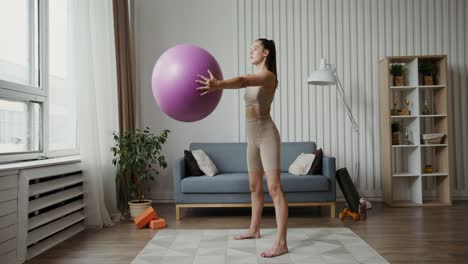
[173,142,336,220]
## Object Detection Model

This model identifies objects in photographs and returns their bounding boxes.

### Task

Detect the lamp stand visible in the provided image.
[333,69,360,186]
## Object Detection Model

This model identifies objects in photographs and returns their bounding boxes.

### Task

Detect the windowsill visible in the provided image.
[0,155,81,172]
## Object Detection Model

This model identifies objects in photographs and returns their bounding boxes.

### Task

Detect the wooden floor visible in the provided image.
[27,201,468,264]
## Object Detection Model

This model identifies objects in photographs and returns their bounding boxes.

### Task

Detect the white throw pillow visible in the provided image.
[288,152,316,175]
[191,149,219,176]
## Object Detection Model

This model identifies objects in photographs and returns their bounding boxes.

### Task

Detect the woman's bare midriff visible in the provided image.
[246,104,271,120]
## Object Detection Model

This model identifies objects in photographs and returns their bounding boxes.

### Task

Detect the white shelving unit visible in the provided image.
[379,55,452,207]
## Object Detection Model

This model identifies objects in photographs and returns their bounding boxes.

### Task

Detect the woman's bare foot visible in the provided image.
[260,240,288,258]
[233,229,260,240]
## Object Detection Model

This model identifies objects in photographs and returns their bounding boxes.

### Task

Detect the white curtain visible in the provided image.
[68,0,118,227]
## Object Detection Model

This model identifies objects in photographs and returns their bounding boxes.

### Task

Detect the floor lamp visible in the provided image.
[307,58,360,185]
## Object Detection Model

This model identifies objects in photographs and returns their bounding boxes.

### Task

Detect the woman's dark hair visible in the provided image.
[256,38,278,88]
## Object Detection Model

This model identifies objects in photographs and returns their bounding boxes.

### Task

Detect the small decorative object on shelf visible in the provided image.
[423,165,433,173]
[399,109,410,116]
[421,133,445,144]
[402,127,412,145]
[391,97,399,115]
[422,98,431,115]
[399,98,411,115]
[398,98,411,115]
[419,60,437,85]
[391,122,401,145]
[390,64,405,86]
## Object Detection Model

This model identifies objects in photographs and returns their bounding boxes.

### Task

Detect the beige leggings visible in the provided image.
[246,116,281,172]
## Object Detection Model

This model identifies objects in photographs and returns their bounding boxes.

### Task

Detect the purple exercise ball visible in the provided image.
[151,44,224,122]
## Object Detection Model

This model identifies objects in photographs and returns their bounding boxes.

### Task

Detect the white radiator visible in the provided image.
[0,169,19,264]
[17,162,85,262]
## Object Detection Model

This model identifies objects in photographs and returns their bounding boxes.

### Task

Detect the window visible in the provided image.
[0,0,78,163]
[0,97,42,154]
[0,0,39,89]
[48,0,77,153]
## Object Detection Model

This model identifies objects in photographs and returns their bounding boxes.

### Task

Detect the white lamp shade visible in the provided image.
[307,58,337,85]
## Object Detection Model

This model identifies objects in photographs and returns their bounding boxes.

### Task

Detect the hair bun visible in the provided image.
[268,39,276,47]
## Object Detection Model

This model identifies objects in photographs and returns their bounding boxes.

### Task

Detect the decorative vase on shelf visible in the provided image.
[399,98,411,115]
[392,132,400,145]
[402,127,412,145]
[390,64,406,86]
[423,165,433,174]
[394,76,405,86]
[423,75,433,85]
[391,122,401,145]
[422,98,431,115]
[419,60,437,85]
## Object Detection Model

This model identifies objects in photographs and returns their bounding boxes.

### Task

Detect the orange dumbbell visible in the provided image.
[339,208,360,221]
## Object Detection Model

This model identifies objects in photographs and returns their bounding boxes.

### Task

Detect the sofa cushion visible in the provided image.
[184,150,204,176]
[280,142,317,172]
[181,172,330,193]
[189,142,317,173]
[190,143,248,173]
[191,149,219,176]
[308,148,323,175]
[288,153,316,175]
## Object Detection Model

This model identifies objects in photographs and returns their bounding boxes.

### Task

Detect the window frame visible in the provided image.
[0,88,46,163]
[0,0,44,97]
[0,0,79,163]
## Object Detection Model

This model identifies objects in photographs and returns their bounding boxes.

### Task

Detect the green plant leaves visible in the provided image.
[111,127,170,202]
[390,64,405,76]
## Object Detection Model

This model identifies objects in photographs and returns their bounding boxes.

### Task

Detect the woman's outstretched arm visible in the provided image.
[196,70,273,96]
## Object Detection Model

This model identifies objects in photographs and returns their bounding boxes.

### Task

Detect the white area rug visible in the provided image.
[132,228,389,264]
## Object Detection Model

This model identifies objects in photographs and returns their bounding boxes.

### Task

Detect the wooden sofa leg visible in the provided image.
[330,202,336,220]
[176,205,180,221]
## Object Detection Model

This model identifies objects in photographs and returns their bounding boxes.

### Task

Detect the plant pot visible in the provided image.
[394,76,405,86]
[392,132,400,145]
[423,75,433,85]
[128,200,152,219]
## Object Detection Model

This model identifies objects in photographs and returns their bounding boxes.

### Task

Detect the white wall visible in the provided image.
[135,0,468,201]
[134,0,238,201]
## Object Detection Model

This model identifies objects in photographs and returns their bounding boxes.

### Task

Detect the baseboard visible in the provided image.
[151,199,175,204]
[151,193,468,204]
[145,191,173,201]
[453,190,468,200]
[111,213,122,222]
[336,197,382,202]
[154,198,384,204]
[336,190,382,200]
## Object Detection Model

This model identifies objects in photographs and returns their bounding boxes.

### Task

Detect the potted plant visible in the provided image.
[391,122,401,145]
[112,127,170,219]
[419,60,436,85]
[390,64,405,86]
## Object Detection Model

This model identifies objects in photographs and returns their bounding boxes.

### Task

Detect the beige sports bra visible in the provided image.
[244,85,276,120]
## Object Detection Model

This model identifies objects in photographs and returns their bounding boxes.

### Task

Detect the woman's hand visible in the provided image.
[195,69,220,96]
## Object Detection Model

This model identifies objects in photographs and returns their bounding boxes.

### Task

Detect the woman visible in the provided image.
[195,38,288,258]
